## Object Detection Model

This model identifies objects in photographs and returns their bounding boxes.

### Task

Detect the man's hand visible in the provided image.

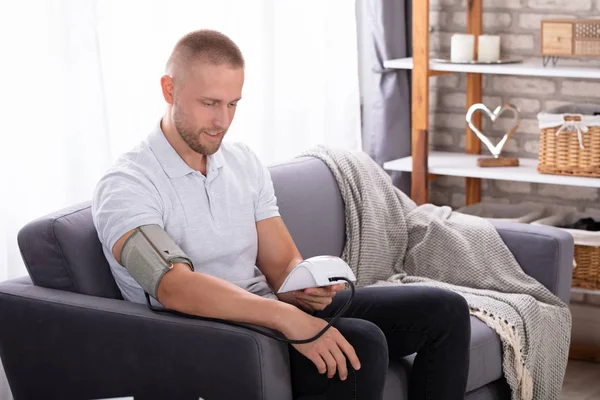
[277,283,346,312]
[281,308,361,380]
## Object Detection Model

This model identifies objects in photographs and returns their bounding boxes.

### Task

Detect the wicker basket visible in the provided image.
[573,245,600,290]
[537,104,600,177]
[533,211,600,290]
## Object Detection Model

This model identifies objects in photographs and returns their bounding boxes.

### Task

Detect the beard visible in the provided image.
[172,102,225,156]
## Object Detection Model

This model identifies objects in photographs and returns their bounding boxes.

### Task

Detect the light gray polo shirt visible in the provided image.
[92,121,281,304]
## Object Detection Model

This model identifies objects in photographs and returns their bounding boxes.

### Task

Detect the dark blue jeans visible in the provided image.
[288,286,471,400]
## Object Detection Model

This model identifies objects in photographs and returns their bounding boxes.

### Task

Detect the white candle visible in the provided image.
[477,35,501,62]
[451,34,475,63]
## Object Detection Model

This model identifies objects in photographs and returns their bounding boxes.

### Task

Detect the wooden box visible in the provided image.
[541,19,600,57]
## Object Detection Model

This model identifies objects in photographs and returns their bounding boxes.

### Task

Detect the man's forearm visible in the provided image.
[268,257,304,293]
[157,264,297,331]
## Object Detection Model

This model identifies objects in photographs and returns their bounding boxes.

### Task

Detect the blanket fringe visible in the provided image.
[470,308,533,400]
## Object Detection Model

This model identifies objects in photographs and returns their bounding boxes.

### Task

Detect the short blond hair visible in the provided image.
[165,29,244,75]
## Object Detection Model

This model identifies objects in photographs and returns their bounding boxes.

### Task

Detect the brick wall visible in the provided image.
[427,0,600,331]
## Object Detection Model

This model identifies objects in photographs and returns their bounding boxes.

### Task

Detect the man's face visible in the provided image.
[171,62,244,156]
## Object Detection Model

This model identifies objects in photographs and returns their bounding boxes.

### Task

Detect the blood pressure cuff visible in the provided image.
[120,224,194,299]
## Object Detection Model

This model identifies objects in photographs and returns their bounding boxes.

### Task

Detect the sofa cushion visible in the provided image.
[17,202,122,299]
[269,156,346,259]
[464,378,510,400]
[466,317,503,391]
[383,358,411,400]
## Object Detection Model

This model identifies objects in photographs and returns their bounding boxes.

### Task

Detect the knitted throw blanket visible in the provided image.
[300,146,571,400]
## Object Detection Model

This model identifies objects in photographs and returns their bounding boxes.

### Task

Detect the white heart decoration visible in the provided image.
[466,103,521,158]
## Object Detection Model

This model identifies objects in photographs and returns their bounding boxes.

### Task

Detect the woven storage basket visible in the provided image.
[537,104,600,177]
[573,245,600,290]
[533,211,600,290]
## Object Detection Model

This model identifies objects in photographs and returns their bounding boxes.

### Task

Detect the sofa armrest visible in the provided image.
[0,277,292,400]
[491,221,574,304]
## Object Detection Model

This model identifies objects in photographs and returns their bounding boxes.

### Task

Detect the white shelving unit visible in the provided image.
[383,56,600,295]
[383,151,600,189]
[383,55,600,190]
[571,287,600,295]
[383,57,600,79]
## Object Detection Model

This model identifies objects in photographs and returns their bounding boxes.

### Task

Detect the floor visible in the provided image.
[561,360,600,400]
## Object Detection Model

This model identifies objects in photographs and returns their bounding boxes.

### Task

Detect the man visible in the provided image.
[93,30,471,399]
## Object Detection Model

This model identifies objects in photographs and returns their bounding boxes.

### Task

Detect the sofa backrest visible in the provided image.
[17,156,346,298]
[17,202,123,299]
[269,157,346,259]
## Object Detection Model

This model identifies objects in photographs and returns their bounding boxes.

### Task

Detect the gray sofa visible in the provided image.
[0,156,573,400]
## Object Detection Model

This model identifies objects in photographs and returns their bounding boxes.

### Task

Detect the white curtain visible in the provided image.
[0,1,360,398]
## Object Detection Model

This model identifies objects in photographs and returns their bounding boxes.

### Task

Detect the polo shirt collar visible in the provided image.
[209,146,225,172]
[148,120,226,179]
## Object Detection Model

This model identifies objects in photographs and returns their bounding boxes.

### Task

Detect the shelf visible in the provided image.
[571,287,600,295]
[383,151,600,188]
[384,57,600,79]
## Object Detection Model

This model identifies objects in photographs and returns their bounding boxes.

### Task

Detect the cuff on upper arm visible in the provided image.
[106,216,164,256]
